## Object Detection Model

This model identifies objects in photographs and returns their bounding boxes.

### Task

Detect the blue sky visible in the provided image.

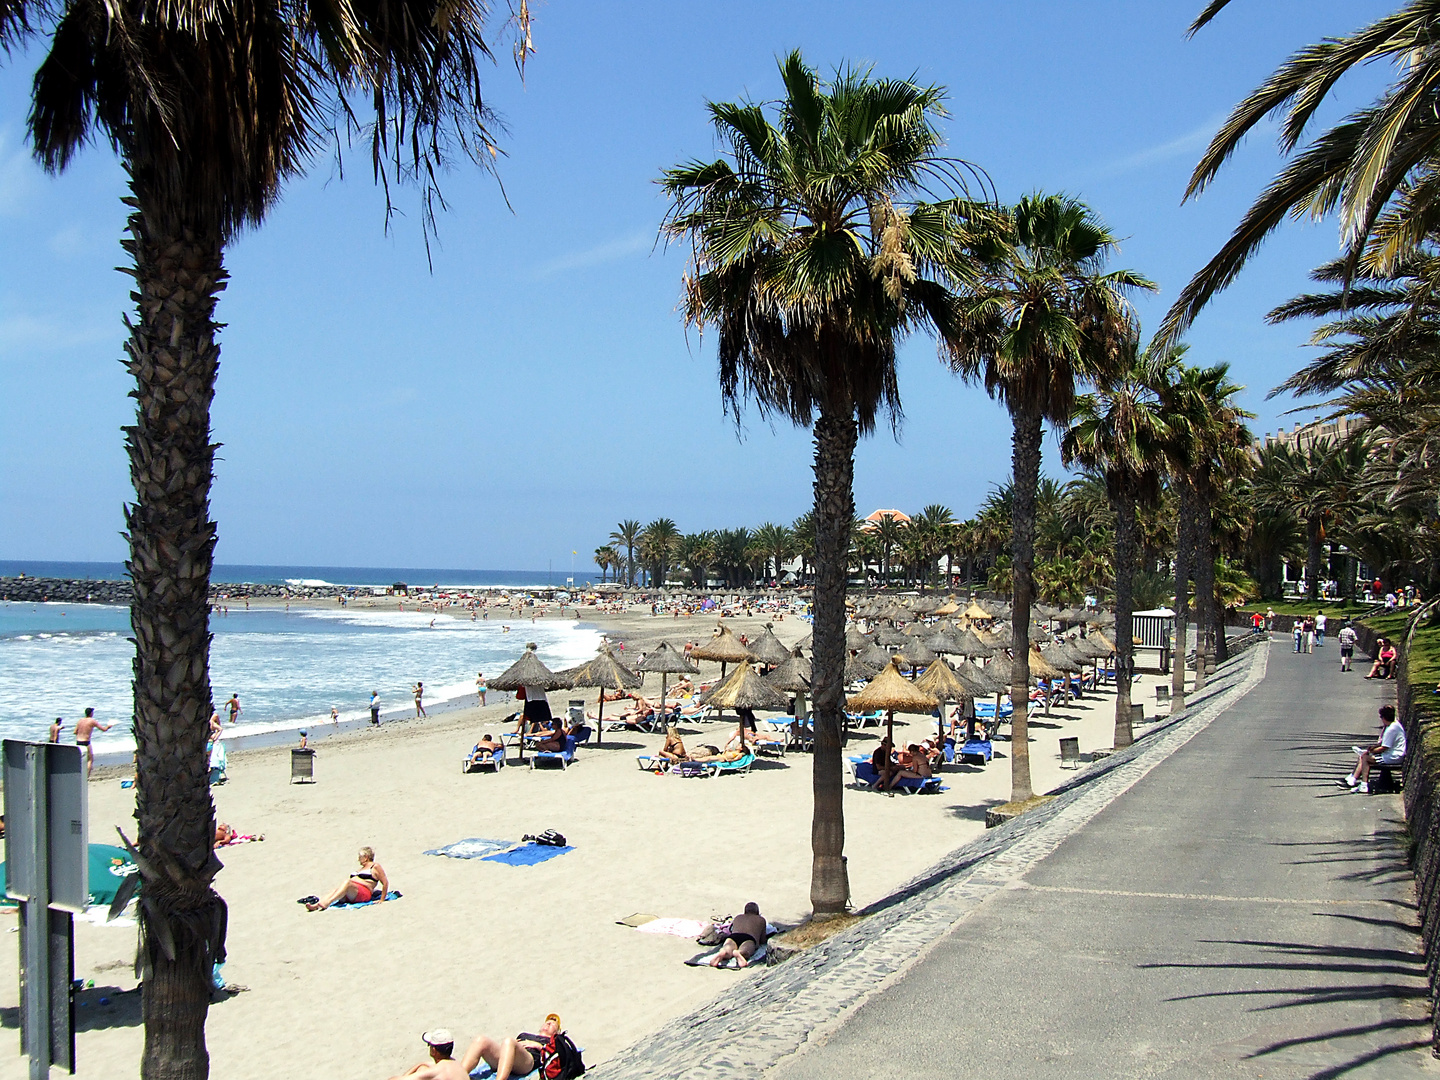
[0,0,1395,572]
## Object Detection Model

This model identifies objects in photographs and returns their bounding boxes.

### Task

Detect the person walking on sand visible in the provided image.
[74,708,112,777]
[225,693,242,724]
[476,673,487,707]
[370,690,381,725]
[413,681,427,718]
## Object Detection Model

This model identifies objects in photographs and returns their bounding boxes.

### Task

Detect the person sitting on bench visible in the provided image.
[1342,706,1406,794]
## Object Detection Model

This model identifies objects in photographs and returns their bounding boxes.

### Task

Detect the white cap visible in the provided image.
[423,1030,454,1048]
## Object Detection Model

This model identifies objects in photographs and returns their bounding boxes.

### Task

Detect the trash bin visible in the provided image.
[1130,703,1145,726]
[291,748,316,783]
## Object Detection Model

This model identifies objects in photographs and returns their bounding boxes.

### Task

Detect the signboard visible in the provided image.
[3,742,88,911]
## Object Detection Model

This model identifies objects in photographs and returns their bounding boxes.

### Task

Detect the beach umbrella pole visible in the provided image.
[596,694,604,746]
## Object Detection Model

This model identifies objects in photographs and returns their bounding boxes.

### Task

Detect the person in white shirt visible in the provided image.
[1337,624,1358,671]
[1342,706,1406,793]
[1315,611,1327,646]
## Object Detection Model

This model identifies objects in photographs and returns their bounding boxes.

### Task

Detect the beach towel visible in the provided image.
[616,913,659,927]
[685,944,768,969]
[482,842,573,867]
[636,918,709,938]
[424,838,517,860]
[217,834,263,848]
[331,891,402,909]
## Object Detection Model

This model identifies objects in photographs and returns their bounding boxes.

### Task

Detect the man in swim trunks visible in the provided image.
[387,1029,470,1079]
[48,718,63,743]
[225,694,242,723]
[74,708,112,776]
[710,902,767,968]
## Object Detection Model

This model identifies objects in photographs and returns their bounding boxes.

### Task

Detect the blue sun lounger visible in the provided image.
[529,734,578,770]
[462,745,505,774]
[848,757,944,794]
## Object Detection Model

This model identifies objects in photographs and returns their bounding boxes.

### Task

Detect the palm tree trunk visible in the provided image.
[1305,517,1323,600]
[1170,483,1194,711]
[809,406,857,914]
[1009,405,1042,803]
[1112,495,1138,749]
[124,199,227,1080]
[1193,476,1215,691]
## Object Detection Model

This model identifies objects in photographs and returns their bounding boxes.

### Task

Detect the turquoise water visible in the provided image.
[0,600,601,752]
[0,560,592,588]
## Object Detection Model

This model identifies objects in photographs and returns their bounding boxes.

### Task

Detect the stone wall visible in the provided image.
[1393,619,1440,1053]
[0,576,359,605]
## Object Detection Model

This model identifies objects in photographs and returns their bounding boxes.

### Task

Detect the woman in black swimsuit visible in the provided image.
[305,846,389,910]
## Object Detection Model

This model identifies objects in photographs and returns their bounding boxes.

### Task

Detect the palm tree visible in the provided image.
[593,546,618,583]
[873,515,906,589]
[1163,1,1440,342]
[1062,341,1170,748]
[1153,359,1251,692]
[610,520,642,586]
[5,1,523,1073]
[662,52,992,913]
[677,532,716,588]
[913,504,955,591]
[752,522,795,584]
[791,512,816,583]
[946,193,1153,802]
[639,518,680,587]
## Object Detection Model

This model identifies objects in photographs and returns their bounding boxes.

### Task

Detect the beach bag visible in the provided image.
[538,1032,585,1079]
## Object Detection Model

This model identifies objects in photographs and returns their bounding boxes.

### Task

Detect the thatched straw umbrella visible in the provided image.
[955,628,995,659]
[856,641,895,670]
[1088,611,1116,628]
[558,644,643,746]
[689,624,758,718]
[765,647,812,722]
[490,643,566,762]
[915,656,971,743]
[1029,646,1064,715]
[846,659,940,778]
[845,626,871,651]
[894,637,937,673]
[873,625,907,647]
[924,627,966,656]
[963,601,994,621]
[933,598,959,616]
[845,652,881,684]
[985,623,1013,649]
[636,641,700,735]
[701,663,788,751]
[749,623,793,667]
[1045,641,1087,705]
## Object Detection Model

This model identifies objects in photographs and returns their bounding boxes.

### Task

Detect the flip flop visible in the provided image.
[297,895,319,906]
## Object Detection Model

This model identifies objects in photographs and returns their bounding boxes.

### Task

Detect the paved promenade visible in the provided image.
[774,641,1431,1079]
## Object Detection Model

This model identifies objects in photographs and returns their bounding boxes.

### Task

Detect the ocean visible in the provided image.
[0,577,605,754]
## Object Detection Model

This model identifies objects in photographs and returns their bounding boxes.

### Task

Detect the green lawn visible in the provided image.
[1238,599,1385,619]
[1360,608,1440,768]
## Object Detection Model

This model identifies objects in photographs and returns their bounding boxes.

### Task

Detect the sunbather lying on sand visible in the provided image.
[710,902,768,968]
[460,1013,565,1080]
[467,734,502,766]
[303,846,388,910]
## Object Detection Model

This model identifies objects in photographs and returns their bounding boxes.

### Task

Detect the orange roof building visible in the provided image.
[861,509,911,530]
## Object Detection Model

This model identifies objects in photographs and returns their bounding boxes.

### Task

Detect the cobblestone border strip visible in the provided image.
[591,642,1270,1080]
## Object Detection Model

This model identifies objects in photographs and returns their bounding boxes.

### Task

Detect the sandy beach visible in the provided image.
[0,605,1186,1080]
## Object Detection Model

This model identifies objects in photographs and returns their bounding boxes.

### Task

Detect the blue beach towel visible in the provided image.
[482,842,573,866]
[424,838,517,860]
[332,890,402,909]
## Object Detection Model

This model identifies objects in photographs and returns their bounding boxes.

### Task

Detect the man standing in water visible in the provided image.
[74,708,112,777]
[225,693,242,724]
[48,717,63,743]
